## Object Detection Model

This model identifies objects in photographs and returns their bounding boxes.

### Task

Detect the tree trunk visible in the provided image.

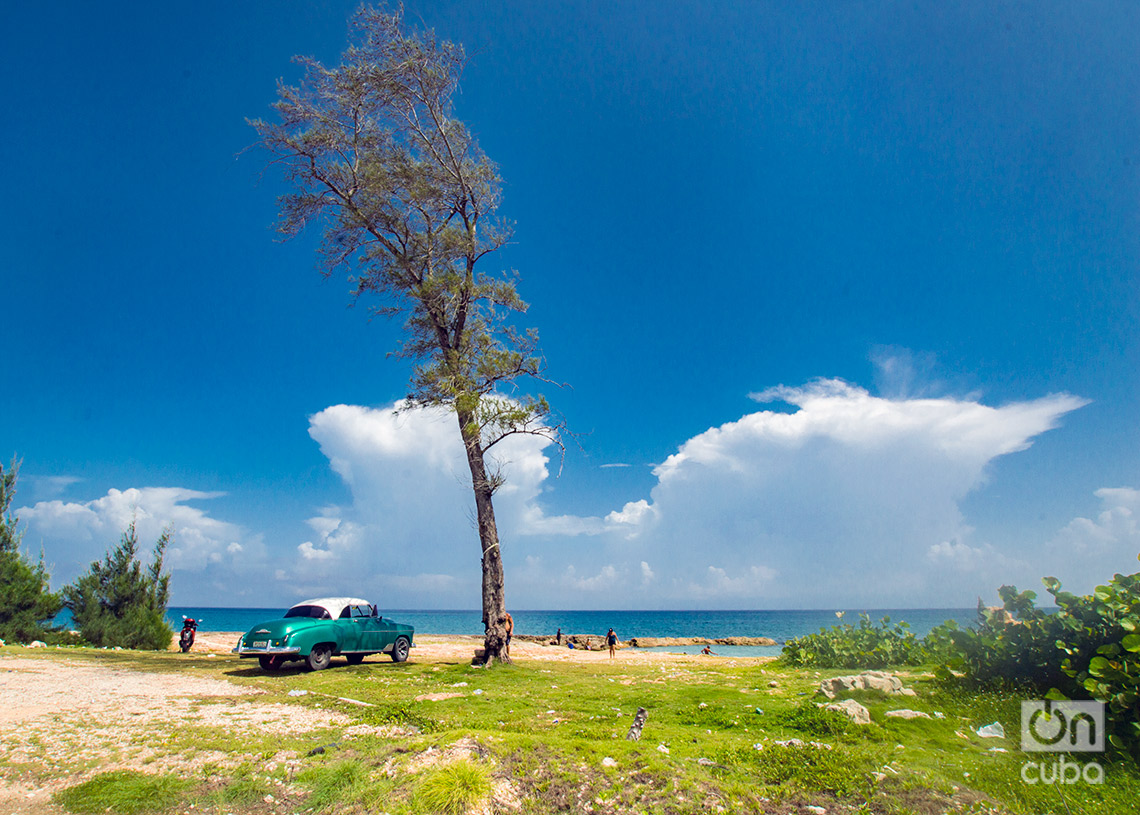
[457,409,511,664]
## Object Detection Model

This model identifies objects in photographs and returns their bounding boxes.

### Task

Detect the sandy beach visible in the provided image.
[183,632,771,665]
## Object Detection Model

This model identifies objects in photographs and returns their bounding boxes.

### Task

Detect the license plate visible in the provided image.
[252,640,268,648]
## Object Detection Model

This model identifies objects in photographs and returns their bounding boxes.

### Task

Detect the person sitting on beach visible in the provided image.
[606,628,617,659]
[700,645,717,656]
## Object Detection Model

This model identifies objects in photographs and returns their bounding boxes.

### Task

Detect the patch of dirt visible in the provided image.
[0,655,350,813]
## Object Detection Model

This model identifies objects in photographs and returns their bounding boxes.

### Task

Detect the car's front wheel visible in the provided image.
[307,644,333,671]
[391,636,410,663]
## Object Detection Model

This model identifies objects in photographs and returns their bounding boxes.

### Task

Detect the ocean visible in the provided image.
[164,607,978,658]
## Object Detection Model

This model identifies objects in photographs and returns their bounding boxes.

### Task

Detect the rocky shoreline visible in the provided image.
[512,634,779,648]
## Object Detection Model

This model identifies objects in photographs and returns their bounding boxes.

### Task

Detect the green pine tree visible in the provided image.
[64,520,173,650]
[0,456,63,642]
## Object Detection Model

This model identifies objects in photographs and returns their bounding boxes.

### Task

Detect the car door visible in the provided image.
[361,606,395,653]
[335,603,362,653]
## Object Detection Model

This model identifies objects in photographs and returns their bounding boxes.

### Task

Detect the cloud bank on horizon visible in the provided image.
[19,376,1138,609]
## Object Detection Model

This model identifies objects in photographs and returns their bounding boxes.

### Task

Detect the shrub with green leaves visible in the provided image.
[63,520,173,650]
[930,555,1140,754]
[781,613,925,668]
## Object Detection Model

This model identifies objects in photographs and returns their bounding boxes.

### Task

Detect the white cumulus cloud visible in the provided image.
[19,487,268,605]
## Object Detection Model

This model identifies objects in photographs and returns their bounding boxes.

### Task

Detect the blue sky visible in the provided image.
[3,1,1138,610]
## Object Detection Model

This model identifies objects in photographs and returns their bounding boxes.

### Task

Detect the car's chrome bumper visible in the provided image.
[233,644,301,656]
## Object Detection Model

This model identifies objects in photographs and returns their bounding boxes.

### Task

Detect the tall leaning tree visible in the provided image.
[252,6,559,663]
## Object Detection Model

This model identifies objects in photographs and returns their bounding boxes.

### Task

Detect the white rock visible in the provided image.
[819,671,907,699]
[28,641,47,648]
[601,757,617,767]
[885,709,930,720]
[823,698,871,725]
[805,807,827,815]
[656,743,670,754]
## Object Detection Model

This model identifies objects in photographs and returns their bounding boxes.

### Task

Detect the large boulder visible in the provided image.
[819,671,911,699]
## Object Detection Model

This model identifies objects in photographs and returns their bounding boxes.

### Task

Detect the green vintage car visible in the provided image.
[233,597,415,671]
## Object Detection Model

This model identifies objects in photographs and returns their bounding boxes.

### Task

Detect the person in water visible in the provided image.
[700,645,717,656]
[606,628,618,659]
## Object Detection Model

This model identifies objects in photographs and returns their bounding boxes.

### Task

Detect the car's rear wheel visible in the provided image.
[391,636,410,663]
[307,644,333,671]
[346,653,365,665]
[258,655,284,671]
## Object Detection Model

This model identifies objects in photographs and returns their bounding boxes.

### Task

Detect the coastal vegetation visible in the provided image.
[63,519,174,651]
[783,555,1140,756]
[2,642,1137,814]
[250,4,561,664]
[0,456,63,642]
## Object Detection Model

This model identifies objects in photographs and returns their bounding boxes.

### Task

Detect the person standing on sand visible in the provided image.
[606,627,617,659]
[504,611,514,655]
[556,627,561,646]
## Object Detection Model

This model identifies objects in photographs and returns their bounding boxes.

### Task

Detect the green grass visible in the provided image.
[53,770,189,814]
[414,760,493,814]
[9,644,1140,814]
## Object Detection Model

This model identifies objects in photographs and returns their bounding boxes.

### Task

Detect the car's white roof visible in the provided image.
[290,597,371,618]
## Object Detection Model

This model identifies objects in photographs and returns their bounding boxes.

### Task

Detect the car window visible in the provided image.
[338,605,352,619]
[351,604,371,618]
[284,604,332,619]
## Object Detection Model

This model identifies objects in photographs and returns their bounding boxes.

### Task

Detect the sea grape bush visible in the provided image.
[782,555,1140,754]
[930,561,1140,753]
[781,613,924,669]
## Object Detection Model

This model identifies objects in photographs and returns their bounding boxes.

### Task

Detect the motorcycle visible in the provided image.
[179,616,200,652]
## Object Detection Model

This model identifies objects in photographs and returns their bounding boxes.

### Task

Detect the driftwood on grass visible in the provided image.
[626,707,648,741]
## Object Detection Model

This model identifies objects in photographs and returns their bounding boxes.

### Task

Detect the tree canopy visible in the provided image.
[64,520,173,651]
[0,456,62,642]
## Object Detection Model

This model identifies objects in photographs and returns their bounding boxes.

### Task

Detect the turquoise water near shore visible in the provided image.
[166,607,976,656]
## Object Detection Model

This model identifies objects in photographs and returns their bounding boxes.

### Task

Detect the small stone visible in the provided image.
[697,757,715,766]
[768,680,779,687]
[656,743,670,754]
[601,757,617,767]
[823,698,871,725]
[699,702,708,708]
[805,807,827,815]
[885,709,930,720]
